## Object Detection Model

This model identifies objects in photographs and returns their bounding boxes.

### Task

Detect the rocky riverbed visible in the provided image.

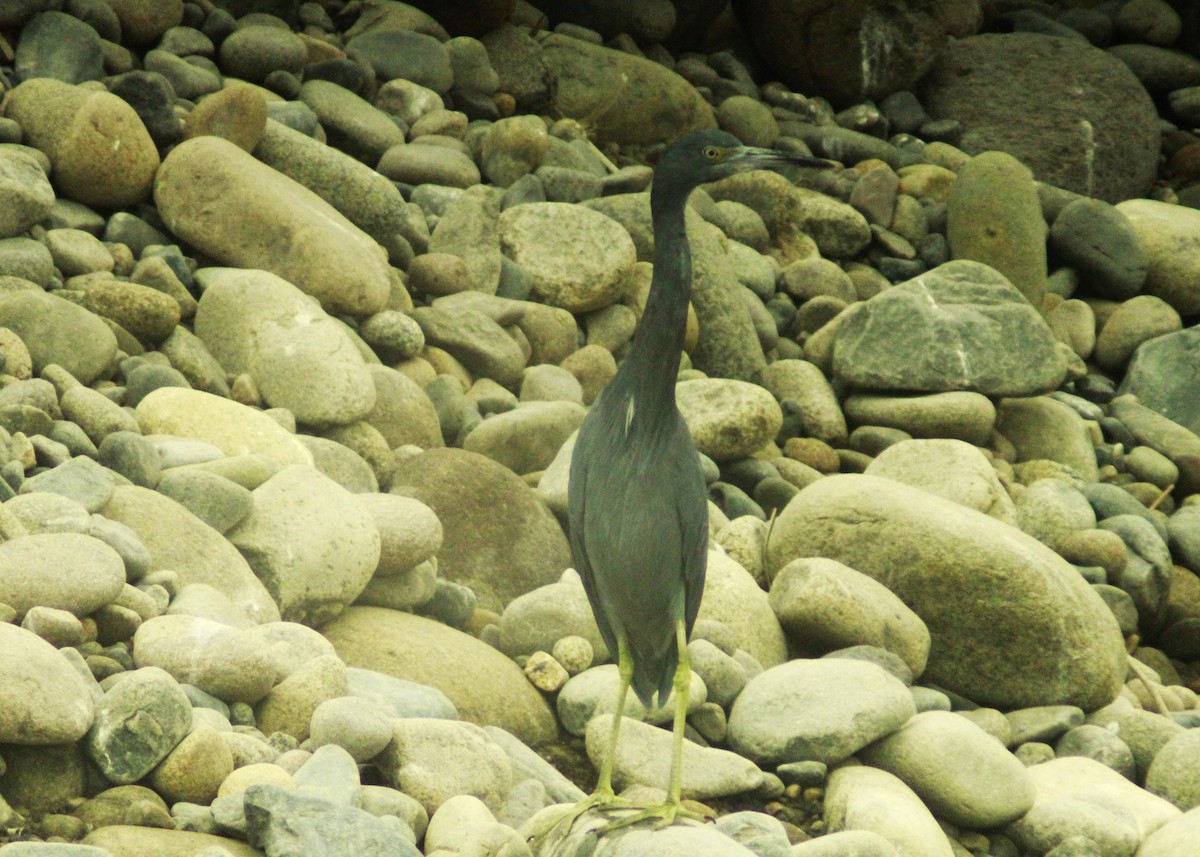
[0,0,1199,855]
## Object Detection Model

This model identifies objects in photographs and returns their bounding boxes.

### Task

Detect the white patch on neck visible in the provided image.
[624,396,635,436]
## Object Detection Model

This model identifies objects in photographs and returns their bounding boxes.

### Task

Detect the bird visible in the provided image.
[555,129,839,837]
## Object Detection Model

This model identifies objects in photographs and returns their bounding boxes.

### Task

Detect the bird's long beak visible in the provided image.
[730,146,841,172]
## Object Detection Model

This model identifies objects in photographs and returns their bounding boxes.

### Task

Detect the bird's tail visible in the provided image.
[629,641,680,712]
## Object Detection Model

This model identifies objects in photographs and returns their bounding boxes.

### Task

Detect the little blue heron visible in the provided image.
[558,129,838,835]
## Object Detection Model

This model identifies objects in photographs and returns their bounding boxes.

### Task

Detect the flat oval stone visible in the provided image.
[676,378,783,462]
[135,387,312,468]
[462,400,585,475]
[323,607,556,746]
[859,710,1035,827]
[728,658,916,766]
[0,622,96,744]
[354,493,442,575]
[0,532,125,620]
[769,557,930,677]
[865,437,1016,523]
[766,474,1127,710]
[155,136,391,315]
[0,289,117,384]
[825,765,955,857]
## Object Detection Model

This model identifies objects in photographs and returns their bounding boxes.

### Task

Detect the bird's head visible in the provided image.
[656,129,839,195]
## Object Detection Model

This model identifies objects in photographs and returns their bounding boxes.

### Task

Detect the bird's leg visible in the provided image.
[529,636,638,848]
[599,619,710,831]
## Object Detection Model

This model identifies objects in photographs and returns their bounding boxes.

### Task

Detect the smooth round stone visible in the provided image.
[359,310,424,360]
[297,434,377,494]
[1145,728,1200,810]
[497,569,608,661]
[255,653,347,742]
[96,430,160,489]
[0,532,124,620]
[389,448,571,610]
[155,138,391,316]
[0,249,54,298]
[1014,479,1097,551]
[135,388,312,468]
[377,143,480,188]
[0,289,117,384]
[346,26,452,91]
[1055,724,1137,779]
[85,666,191,784]
[481,115,549,187]
[14,9,104,83]
[133,615,278,704]
[43,228,113,276]
[183,85,269,152]
[843,390,995,446]
[376,718,511,815]
[769,557,930,677]
[766,475,1126,710]
[676,378,783,462]
[155,468,252,535]
[996,396,1100,482]
[584,711,762,801]
[859,710,1035,827]
[687,639,747,709]
[147,725,233,805]
[0,622,96,743]
[728,658,916,766]
[758,359,848,447]
[825,765,955,857]
[1006,757,1181,856]
[244,314,377,427]
[866,437,1016,523]
[5,78,159,207]
[60,384,140,445]
[362,365,443,450]
[21,604,85,647]
[498,202,635,313]
[1116,198,1200,316]
[411,304,526,387]
[325,608,554,745]
[218,762,295,799]
[425,796,520,857]
[516,362,580,403]
[354,493,442,576]
[1094,295,1182,372]
[1137,805,1200,857]
[463,400,585,475]
[0,150,55,240]
[698,551,787,669]
[557,662,705,736]
[298,79,408,165]
[123,363,192,408]
[74,277,182,345]
[308,695,393,763]
[218,25,305,83]
[226,465,380,626]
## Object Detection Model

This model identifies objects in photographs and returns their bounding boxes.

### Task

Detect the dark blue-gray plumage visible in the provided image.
[559,128,837,834]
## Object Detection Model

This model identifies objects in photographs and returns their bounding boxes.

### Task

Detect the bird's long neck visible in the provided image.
[623,186,692,409]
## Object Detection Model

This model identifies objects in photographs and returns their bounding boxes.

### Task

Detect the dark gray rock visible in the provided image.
[1119,327,1200,438]
[832,260,1065,396]
[1049,198,1148,299]
[1097,515,1173,633]
[1108,43,1200,95]
[85,667,192,784]
[15,11,104,84]
[347,29,453,93]
[919,33,1159,202]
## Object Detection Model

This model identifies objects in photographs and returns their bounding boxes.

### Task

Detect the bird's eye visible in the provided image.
[703,146,720,160]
